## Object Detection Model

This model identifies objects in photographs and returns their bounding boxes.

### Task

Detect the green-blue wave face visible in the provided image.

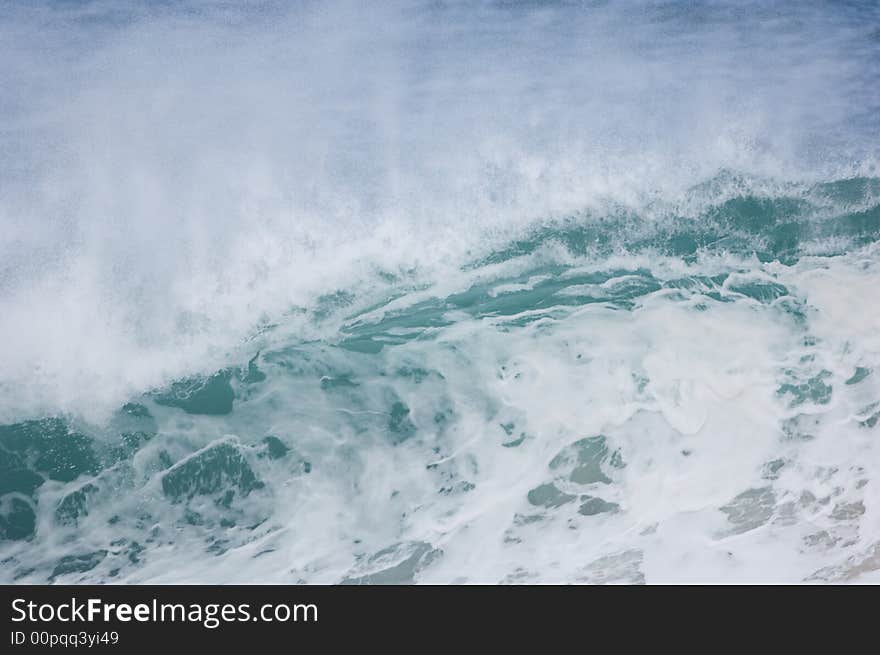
[3,173,880,583]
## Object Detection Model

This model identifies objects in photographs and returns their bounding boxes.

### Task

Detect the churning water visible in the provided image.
[1,0,879,583]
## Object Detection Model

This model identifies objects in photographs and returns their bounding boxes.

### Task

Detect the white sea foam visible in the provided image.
[1,1,879,584]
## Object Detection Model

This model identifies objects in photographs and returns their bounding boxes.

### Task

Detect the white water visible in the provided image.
[1,1,880,584]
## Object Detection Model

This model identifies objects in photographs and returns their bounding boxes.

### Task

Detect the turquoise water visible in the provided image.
[1,1,880,583]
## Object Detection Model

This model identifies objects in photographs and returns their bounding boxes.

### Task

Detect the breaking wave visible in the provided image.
[1,0,879,583]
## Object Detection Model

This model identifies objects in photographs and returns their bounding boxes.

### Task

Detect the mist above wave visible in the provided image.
[0,0,878,420]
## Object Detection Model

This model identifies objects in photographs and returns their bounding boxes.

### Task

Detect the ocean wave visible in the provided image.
[1,1,879,583]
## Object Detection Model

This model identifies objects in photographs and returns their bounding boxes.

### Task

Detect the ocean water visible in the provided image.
[1,0,879,584]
